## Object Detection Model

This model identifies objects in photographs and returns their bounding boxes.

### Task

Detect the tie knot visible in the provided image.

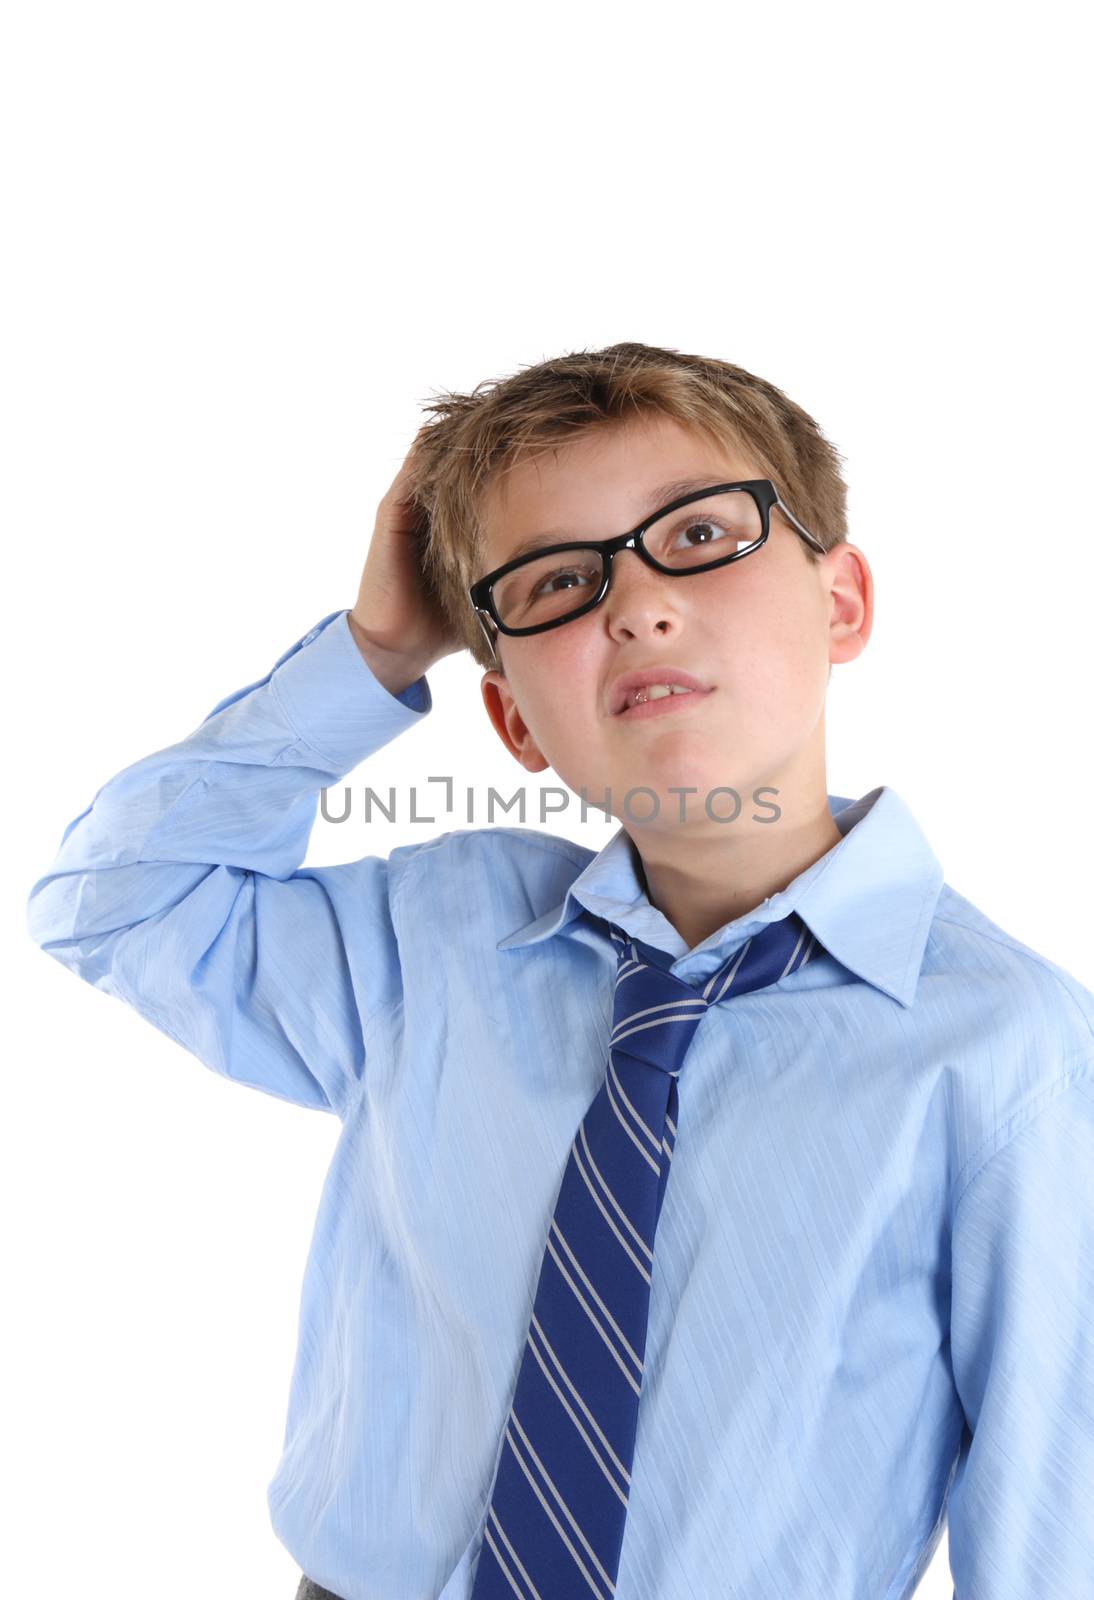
[605,912,820,1078]
[608,930,710,1078]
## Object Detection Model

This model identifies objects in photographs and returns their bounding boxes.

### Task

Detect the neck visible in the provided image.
[630,787,843,952]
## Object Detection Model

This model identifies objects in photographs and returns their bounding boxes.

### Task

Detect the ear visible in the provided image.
[480,670,551,773]
[824,542,874,665]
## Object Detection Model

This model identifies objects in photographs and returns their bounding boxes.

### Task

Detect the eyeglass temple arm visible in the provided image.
[474,607,500,667]
[775,495,826,554]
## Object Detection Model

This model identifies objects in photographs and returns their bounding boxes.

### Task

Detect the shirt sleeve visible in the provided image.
[946,1067,1094,1596]
[25,608,432,1120]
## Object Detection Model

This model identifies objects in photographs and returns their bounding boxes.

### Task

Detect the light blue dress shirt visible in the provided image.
[26,607,1094,1600]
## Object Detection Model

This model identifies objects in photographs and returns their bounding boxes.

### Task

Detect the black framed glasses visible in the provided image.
[468,479,825,664]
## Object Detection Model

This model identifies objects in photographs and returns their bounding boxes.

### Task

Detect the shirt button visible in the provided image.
[301,627,319,645]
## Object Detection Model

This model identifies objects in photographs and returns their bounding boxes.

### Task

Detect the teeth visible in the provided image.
[625,683,695,710]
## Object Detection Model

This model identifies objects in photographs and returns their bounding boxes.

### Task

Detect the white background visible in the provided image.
[4,3,1092,1596]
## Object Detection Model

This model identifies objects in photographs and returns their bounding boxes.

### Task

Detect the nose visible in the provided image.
[602,546,681,638]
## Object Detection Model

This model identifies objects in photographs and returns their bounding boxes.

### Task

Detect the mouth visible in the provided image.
[613,686,715,722]
[609,668,713,716]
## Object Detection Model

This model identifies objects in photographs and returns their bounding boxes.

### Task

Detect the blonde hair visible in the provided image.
[405,341,849,674]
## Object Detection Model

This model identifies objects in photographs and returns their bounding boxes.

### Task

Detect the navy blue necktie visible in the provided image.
[470,909,820,1599]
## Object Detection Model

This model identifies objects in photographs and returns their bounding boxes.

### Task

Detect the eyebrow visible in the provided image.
[502,475,736,565]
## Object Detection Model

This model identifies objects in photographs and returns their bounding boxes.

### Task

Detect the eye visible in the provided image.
[671,517,741,551]
[529,562,599,598]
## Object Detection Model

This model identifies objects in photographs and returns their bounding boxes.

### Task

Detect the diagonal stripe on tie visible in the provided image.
[469,910,820,1599]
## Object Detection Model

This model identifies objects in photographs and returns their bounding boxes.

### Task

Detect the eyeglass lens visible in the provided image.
[491,490,764,631]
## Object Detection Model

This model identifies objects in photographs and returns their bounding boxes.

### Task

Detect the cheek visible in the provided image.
[706,565,788,658]
[536,631,599,704]
[716,575,827,708]
[511,635,601,752]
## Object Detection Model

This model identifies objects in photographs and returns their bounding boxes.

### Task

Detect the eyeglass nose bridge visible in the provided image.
[589,526,687,617]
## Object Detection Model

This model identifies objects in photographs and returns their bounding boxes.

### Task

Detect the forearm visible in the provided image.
[346,608,433,700]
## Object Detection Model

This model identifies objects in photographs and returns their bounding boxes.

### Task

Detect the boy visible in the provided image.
[27,343,1094,1599]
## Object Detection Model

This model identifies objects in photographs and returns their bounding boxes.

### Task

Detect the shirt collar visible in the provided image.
[496,786,944,1009]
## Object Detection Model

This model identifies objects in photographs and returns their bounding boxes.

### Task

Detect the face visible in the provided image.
[476,413,871,838]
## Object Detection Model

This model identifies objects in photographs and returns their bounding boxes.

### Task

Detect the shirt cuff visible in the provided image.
[270,608,432,772]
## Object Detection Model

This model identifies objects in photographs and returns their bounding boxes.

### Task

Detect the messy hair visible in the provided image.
[406,341,849,675]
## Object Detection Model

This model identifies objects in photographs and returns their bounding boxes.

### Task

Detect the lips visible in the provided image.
[609,667,713,716]
[615,686,713,722]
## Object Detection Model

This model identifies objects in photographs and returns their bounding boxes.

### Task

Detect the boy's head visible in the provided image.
[408,342,871,838]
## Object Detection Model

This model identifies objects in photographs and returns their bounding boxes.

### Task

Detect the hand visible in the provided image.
[348,441,464,695]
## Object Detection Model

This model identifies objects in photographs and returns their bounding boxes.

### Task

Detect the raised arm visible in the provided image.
[25,443,464,1119]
